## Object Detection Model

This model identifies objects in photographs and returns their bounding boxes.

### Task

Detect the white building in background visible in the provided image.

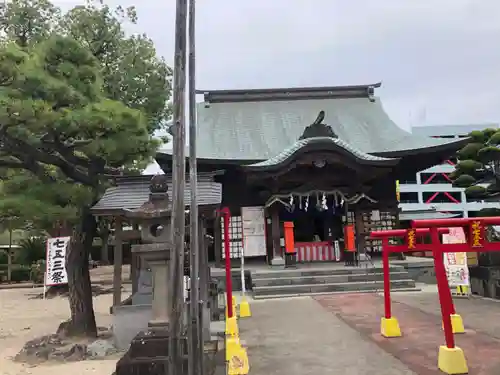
[399,123,500,218]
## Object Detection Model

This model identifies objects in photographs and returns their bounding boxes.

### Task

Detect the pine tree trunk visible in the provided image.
[62,209,98,337]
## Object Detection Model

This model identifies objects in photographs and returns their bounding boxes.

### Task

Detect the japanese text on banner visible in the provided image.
[46,237,70,286]
[442,228,470,287]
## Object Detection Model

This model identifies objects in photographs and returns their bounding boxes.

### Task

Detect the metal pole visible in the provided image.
[187,0,202,373]
[241,242,246,295]
[169,0,188,372]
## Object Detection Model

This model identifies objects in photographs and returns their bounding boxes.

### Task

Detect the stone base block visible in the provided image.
[116,329,221,375]
[115,329,185,375]
[116,355,171,375]
[437,345,468,374]
[380,316,402,338]
[270,256,285,267]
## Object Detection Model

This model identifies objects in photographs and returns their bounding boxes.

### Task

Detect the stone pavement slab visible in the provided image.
[316,293,500,375]
[238,297,415,375]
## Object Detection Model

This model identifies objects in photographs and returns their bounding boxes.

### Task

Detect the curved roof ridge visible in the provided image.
[244,136,399,170]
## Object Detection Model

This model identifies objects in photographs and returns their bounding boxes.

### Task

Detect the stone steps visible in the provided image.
[253,271,410,287]
[253,279,416,297]
[251,265,419,299]
[252,287,421,300]
[251,266,404,279]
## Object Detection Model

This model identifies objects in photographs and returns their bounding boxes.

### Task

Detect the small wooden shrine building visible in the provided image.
[98,83,468,269]
[90,174,222,314]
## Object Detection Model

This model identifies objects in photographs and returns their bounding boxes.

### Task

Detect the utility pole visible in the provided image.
[169,0,188,372]
[187,0,203,374]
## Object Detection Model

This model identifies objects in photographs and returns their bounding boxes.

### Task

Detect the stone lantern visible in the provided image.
[125,174,173,329]
[116,174,176,375]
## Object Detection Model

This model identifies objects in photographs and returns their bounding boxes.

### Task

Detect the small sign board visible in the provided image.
[442,228,470,289]
[46,237,70,286]
[469,220,485,248]
[241,206,266,257]
[406,228,416,250]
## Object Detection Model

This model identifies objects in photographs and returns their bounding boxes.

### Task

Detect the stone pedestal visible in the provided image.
[131,268,152,305]
[116,244,174,375]
[148,259,171,329]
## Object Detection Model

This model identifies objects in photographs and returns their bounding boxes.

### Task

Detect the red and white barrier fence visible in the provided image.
[295,241,338,262]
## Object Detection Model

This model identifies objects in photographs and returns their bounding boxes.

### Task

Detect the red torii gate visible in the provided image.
[371,217,500,375]
[370,228,451,338]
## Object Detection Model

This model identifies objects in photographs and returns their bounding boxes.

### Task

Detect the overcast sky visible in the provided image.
[58,0,500,131]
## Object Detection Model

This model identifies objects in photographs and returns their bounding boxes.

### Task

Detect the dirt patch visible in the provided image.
[14,326,119,365]
[1,285,128,375]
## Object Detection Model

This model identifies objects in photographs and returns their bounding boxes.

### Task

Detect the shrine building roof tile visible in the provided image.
[158,84,468,162]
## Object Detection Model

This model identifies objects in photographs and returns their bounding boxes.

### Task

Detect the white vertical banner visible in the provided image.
[46,237,70,286]
[241,206,266,257]
[241,238,246,294]
[442,228,470,289]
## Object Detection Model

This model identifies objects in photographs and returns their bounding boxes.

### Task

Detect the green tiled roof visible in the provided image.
[245,136,398,169]
[158,88,466,161]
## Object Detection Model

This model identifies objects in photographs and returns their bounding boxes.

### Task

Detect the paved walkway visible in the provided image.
[316,293,500,375]
[238,297,415,375]
[238,290,500,374]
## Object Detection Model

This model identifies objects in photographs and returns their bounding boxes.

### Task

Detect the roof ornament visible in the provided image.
[299,111,339,140]
[367,85,376,102]
[121,174,171,220]
[150,174,169,194]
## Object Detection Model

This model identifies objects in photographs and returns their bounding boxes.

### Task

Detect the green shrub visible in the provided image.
[0,264,31,283]
[465,185,487,198]
[457,143,483,160]
[0,264,25,271]
[10,266,31,282]
[453,174,476,188]
[14,237,47,266]
[0,250,6,264]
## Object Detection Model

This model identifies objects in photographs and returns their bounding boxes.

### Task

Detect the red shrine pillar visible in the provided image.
[284,221,296,267]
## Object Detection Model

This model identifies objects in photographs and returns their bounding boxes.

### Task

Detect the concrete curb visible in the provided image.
[0,280,132,290]
[0,283,43,290]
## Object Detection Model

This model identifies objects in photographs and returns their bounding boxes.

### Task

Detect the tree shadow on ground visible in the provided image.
[27,285,118,300]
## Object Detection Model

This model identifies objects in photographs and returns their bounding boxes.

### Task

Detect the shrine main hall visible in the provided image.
[93,83,467,267]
